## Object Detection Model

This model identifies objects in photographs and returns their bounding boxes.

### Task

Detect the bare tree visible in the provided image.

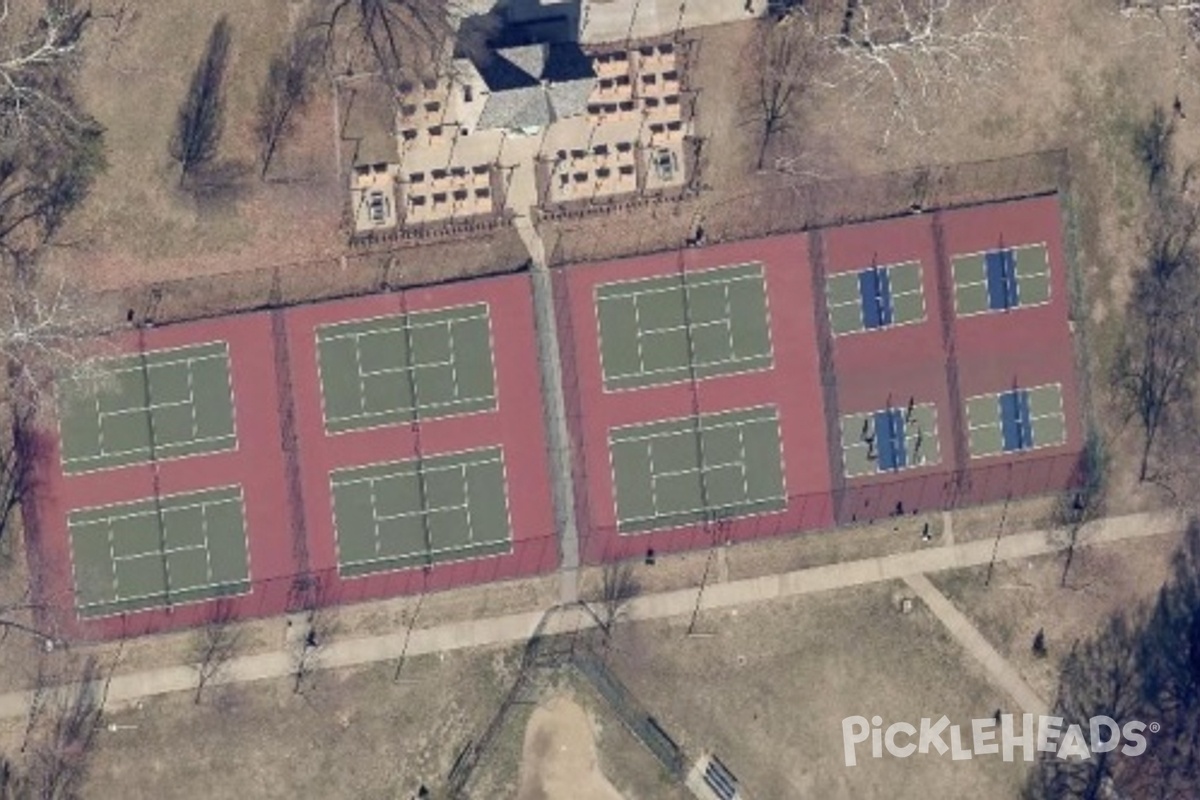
[22,654,113,800]
[316,0,499,87]
[169,16,232,182]
[0,1,106,262]
[191,598,242,704]
[1116,216,1200,482]
[0,403,33,549]
[749,12,823,170]
[0,1,93,136]
[0,276,114,413]
[0,591,61,649]
[1025,522,1200,799]
[319,0,468,85]
[256,25,322,180]
[597,561,639,636]
[1119,0,1200,17]
[1052,436,1107,587]
[1116,108,1200,483]
[826,0,1023,145]
[0,754,31,799]
[1026,617,1144,799]
[1135,103,1181,197]
[291,604,336,695]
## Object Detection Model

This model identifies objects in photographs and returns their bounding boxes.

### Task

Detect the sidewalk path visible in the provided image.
[904,573,1049,714]
[513,189,581,603]
[0,509,1177,719]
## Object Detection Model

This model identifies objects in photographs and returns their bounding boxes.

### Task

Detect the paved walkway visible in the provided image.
[580,0,767,44]
[904,573,1049,714]
[516,214,582,603]
[0,509,1177,720]
[505,125,582,604]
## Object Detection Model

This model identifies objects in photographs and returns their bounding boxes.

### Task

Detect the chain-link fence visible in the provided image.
[542,149,1069,267]
[28,443,1086,644]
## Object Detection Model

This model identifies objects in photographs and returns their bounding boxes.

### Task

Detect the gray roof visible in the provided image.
[547,76,595,120]
[472,42,595,130]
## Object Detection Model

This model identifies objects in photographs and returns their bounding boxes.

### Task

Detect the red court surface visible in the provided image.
[283,273,558,606]
[26,313,296,640]
[555,234,836,564]
[818,214,959,524]
[821,195,1085,525]
[24,194,1086,640]
[940,196,1085,507]
[25,273,557,640]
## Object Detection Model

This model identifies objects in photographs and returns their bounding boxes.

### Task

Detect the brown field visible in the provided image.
[49,1,344,289]
[0,584,1018,799]
[929,528,1186,701]
[603,583,1020,799]
[7,646,524,800]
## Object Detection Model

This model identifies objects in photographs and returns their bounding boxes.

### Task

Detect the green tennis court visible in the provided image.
[316,303,496,433]
[840,402,940,478]
[330,446,511,577]
[69,486,250,617]
[966,384,1066,458]
[952,244,1051,316]
[826,261,925,336]
[595,263,773,391]
[59,342,236,474]
[608,406,786,534]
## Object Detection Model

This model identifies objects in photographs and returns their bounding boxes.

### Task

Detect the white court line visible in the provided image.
[827,262,928,338]
[616,288,763,381]
[66,349,235,468]
[337,453,513,573]
[323,314,497,430]
[104,350,227,375]
[596,263,775,391]
[73,489,247,612]
[331,443,513,568]
[314,303,489,343]
[952,243,1053,318]
[621,415,785,528]
[63,432,237,469]
[839,404,942,478]
[58,341,237,473]
[964,384,1066,460]
[593,261,764,298]
[609,405,779,442]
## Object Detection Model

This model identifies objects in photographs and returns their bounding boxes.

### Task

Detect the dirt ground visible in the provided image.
[604,582,1020,799]
[47,1,345,291]
[7,582,1017,799]
[516,694,624,800]
[16,645,523,800]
